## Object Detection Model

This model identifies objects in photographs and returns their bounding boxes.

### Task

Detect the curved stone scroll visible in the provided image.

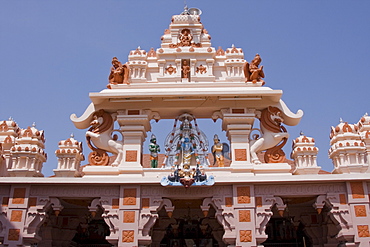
[255,196,286,245]
[23,197,63,239]
[138,198,175,246]
[317,193,355,244]
[202,197,236,246]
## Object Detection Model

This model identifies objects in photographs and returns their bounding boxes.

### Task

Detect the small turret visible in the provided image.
[0,119,20,176]
[291,133,321,175]
[54,134,84,177]
[8,124,47,177]
[328,119,367,174]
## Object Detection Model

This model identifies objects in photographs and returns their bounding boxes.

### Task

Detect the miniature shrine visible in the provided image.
[1,6,370,247]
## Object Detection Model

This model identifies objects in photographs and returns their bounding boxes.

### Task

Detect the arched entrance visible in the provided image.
[151,199,225,247]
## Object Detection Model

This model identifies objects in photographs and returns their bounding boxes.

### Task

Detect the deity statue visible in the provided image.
[182,60,190,79]
[212,134,230,167]
[108,57,130,85]
[181,135,194,166]
[244,54,265,84]
[149,134,160,168]
[178,28,193,46]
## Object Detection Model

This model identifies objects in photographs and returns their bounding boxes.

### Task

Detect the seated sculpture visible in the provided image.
[244,54,265,84]
[108,57,130,85]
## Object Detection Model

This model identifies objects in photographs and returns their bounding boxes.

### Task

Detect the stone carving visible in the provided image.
[86,109,124,166]
[202,197,235,245]
[178,28,193,46]
[181,60,190,79]
[196,64,207,74]
[325,193,355,243]
[255,196,286,245]
[98,198,120,239]
[165,64,176,75]
[250,106,289,164]
[138,198,174,246]
[243,53,265,84]
[108,57,129,86]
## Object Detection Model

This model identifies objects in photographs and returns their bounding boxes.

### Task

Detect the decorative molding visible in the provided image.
[350,182,365,199]
[240,230,252,242]
[357,225,370,238]
[30,185,120,197]
[239,210,251,222]
[354,205,367,217]
[123,211,135,223]
[237,186,250,204]
[123,188,137,205]
[255,183,346,195]
[122,230,134,242]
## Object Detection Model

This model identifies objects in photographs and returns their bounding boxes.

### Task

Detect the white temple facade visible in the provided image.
[1,8,370,247]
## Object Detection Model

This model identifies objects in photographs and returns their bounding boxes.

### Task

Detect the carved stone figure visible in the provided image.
[108,57,130,85]
[181,60,190,79]
[244,54,265,84]
[249,106,289,164]
[149,134,160,168]
[178,28,193,46]
[86,109,124,166]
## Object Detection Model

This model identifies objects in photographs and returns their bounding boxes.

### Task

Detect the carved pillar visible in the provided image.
[213,109,255,171]
[254,195,286,246]
[323,192,356,245]
[138,197,174,246]
[206,58,214,76]
[116,110,154,174]
[202,196,236,246]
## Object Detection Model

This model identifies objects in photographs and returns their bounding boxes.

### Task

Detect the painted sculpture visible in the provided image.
[211,134,230,167]
[85,109,124,166]
[249,106,289,164]
[149,134,160,168]
[161,113,214,187]
[108,57,130,86]
[244,54,265,84]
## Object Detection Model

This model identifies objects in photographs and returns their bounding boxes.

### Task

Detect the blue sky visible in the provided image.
[1,1,370,176]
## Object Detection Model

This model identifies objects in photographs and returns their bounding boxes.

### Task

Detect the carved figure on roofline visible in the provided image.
[249,106,289,164]
[244,53,265,85]
[211,134,230,167]
[149,134,160,168]
[178,28,193,46]
[86,109,124,166]
[108,57,130,87]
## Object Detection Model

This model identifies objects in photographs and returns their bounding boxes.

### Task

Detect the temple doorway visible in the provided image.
[151,199,225,247]
[262,196,340,247]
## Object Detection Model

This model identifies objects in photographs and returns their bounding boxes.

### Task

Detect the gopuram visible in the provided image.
[1,7,370,247]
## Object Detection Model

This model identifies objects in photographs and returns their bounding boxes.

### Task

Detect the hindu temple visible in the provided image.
[1,6,370,247]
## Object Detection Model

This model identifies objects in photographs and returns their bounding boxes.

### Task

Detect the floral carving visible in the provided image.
[239,210,251,222]
[123,211,135,223]
[351,182,365,199]
[196,64,207,74]
[10,210,22,222]
[358,225,370,238]
[235,149,247,161]
[122,230,134,242]
[354,205,367,217]
[123,188,136,205]
[237,186,251,204]
[142,198,150,208]
[8,229,20,241]
[165,65,176,75]
[216,47,225,56]
[240,230,252,242]
[125,150,137,162]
